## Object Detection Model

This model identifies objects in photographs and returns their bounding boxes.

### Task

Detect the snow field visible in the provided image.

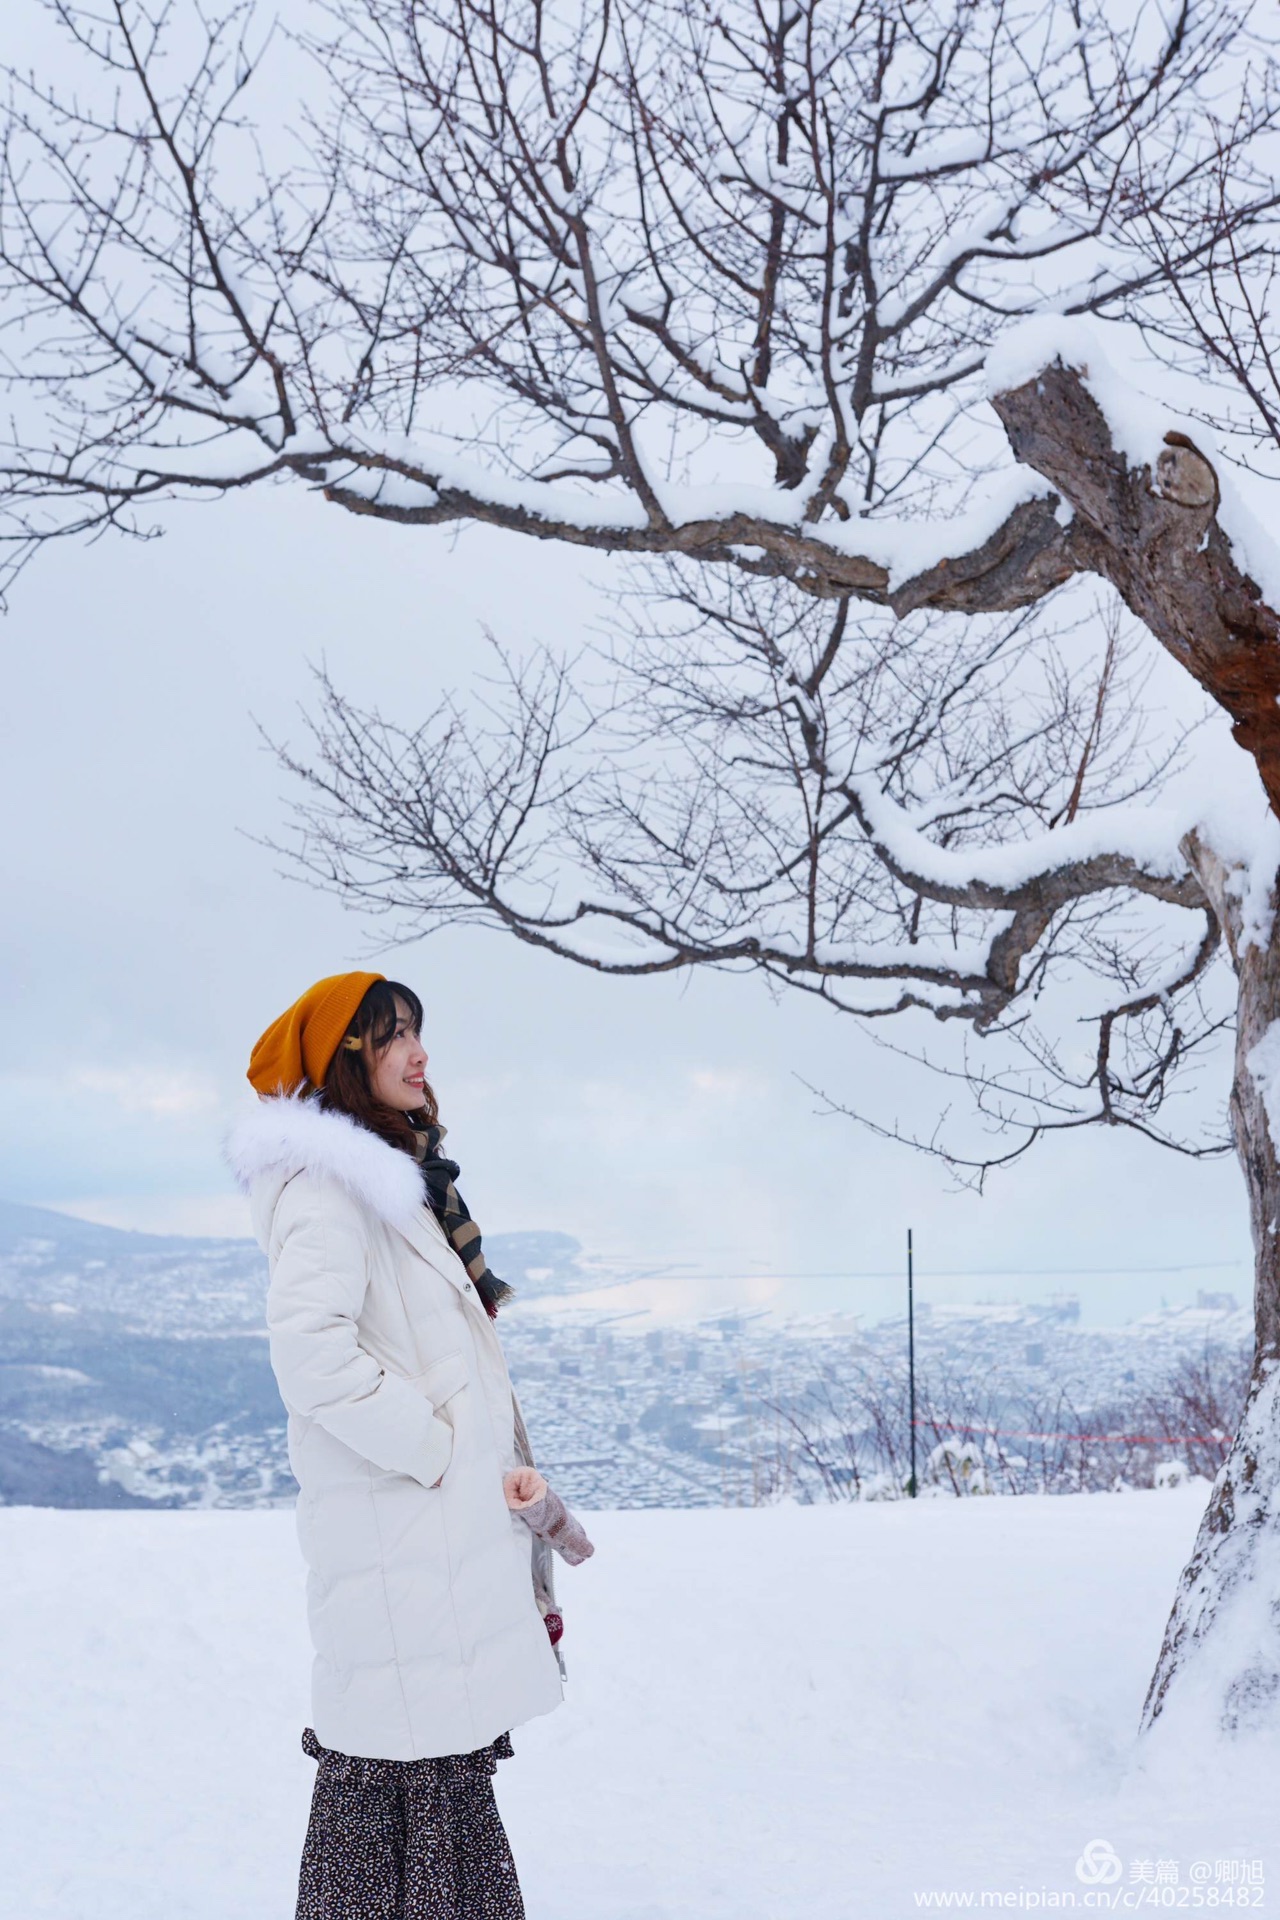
[1,1490,1275,1919]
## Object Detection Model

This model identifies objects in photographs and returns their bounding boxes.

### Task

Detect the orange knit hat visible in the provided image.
[247,971,386,1097]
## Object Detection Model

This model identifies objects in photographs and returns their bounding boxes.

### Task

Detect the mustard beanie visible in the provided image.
[247,971,386,1097]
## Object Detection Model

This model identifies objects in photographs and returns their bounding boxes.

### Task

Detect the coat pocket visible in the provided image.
[408,1347,471,1411]
[403,1349,469,1489]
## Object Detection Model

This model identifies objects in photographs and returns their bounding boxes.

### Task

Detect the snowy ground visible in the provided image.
[2,1490,1276,1919]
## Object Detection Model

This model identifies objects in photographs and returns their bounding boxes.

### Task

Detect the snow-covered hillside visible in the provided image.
[0,1198,1250,1513]
[2,1491,1273,1919]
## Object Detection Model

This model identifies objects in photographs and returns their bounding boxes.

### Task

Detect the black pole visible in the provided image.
[907,1228,918,1498]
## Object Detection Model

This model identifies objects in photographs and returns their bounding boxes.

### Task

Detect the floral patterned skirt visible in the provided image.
[295,1725,525,1920]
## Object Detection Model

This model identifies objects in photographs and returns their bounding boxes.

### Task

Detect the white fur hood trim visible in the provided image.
[225,1092,425,1235]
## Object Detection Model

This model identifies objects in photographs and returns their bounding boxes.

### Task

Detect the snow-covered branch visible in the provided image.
[3,0,1277,624]
[262,587,1229,1164]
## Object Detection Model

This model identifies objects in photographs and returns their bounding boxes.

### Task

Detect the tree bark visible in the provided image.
[1142,833,1280,1730]
[991,366,1280,824]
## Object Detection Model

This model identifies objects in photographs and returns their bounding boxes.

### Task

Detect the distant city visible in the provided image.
[0,1200,1249,1510]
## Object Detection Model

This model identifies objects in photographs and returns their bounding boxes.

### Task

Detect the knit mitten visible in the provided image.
[503,1469,595,1566]
[520,1487,595,1565]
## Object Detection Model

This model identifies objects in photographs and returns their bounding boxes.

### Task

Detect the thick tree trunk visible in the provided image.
[991,367,1280,827]
[1142,836,1280,1730]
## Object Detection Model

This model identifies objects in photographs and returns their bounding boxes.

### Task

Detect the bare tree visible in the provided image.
[264,496,1277,1725]
[765,1338,1246,1501]
[1139,1337,1250,1485]
[1,0,1276,598]
[1123,148,1280,467]
[5,0,1280,1730]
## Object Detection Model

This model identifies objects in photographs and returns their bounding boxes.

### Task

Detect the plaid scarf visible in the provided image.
[410,1120,515,1320]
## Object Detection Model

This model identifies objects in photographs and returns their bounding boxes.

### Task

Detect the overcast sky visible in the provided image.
[0,475,1253,1323]
[0,0,1256,1327]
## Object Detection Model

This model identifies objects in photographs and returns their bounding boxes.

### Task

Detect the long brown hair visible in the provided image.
[318,979,438,1154]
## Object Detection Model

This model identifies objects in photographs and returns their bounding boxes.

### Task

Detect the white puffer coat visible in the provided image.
[227,1093,565,1761]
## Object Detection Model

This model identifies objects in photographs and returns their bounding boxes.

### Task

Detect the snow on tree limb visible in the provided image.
[322,339,1280,843]
[4,0,1278,629]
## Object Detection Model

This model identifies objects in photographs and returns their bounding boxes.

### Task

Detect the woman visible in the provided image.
[227,970,566,1920]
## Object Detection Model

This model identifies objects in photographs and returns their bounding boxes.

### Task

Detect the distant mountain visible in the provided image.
[0,1199,594,1322]
[0,1196,598,1509]
[0,1199,1249,1517]
[0,1197,206,1257]
[0,1199,270,1335]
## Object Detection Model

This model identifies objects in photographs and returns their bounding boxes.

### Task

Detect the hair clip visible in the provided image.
[342,1034,363,1050]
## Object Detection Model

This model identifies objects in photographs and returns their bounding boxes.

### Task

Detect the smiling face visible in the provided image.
[367,992,430,1113]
